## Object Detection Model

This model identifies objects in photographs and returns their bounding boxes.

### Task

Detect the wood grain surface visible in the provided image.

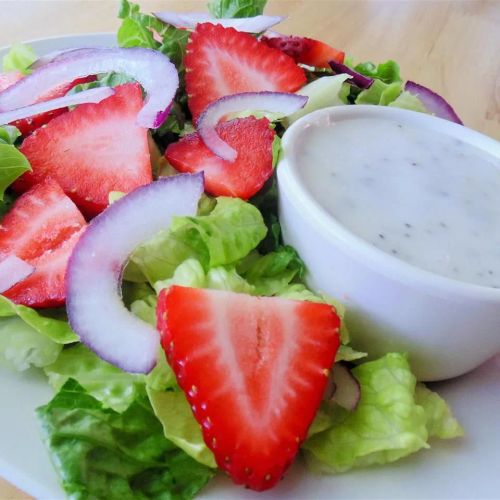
[0,0,499,498]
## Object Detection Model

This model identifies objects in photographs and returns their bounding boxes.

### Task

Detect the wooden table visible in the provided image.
[0,0,499,498]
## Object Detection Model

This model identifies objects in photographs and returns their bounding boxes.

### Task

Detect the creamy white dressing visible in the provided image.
[297,117,500,287]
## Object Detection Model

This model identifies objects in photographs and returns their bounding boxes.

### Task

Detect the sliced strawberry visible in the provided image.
[261,35,345,69]
[157,286,341,491]
[0,72,96,136]
[165,117,274,200]
[16,83,152,217]
[0,179,87,308]
[185,23,307,121]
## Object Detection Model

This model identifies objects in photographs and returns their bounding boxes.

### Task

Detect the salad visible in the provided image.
[0,0,465,498]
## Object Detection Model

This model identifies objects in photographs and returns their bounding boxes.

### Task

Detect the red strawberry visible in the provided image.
[165,117,274,199]
[157,286,341,491]
[261,35,345,69]
[0,178,87,308]
[0,72,96,135]
[16,83,152,217]
[185,23,307,121]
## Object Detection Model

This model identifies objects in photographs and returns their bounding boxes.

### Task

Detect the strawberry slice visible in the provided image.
[165,117,274,200]
[185,23,307,121]
[157,286,341,491]
[261,35,345,69]
[16,83,152,217]
[0,71,96,136]
[0,179,87,308]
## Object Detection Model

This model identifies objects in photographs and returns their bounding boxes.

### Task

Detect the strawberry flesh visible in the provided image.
[157,286,341,491]
[261,35,345,68]
[16,83,152,217]
[0,179,87,308]
[185,23,307,121]
[165,117,275,200]
[0,71,96,136]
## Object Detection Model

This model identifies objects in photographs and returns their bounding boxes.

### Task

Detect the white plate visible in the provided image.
[1,34,500,500]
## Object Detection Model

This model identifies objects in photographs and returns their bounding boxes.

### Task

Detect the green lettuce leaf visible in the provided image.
[37,379,214,499]
[44,344,140,413]
[147,387,217,468]
[208,0,267,18]
[237,245,304,295]
[118,0,189,69]
[2,43,37,73]
[132,197,266,284]
[0,125,21,145]
[415,383,464,439]
[284,74,351,126]
[389,90,428,113]
[352,59,402,84]
[355,79,403,106]
[0,295,78,344]
[0,317,62,370]
[0,144,31,200]
[303,353,462,473]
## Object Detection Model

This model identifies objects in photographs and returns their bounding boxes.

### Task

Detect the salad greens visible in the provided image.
[37,379,214,499]
[304,353,463,473]
[0,0,462,497]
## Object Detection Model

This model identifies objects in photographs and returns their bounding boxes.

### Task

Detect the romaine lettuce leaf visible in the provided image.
[131,197,267,284]
[389,90,428,113]
[0,143,31,200]
[0,125,21,145]
[147,387,217,468]
[415,383,464,439]
[352,60,402,84]
[44,344,140,413]
[284,74,351,126]
[303,353,462,473]
[208,0,267,19]
[0,317,62,371]
[118,0,189,69]
[36,379,214,499]
[2,43,36,73]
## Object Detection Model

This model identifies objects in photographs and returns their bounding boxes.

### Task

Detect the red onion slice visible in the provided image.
[325,363,361,411]
[154,12,285,32]
[331,364,361,411]
[66,173,204,374]
[405,81,463,125]
[329,60,374,89]
[0,87,115,125]
[0,47,179,129]
[198,92,308,162]
[0,255,35,293]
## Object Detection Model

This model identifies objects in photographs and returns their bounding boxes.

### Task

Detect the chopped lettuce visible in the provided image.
[303,353,462,473]
[2,42,37,73]
[352,59,402,84]
[147,387,217,468]
[44,344,140,413]
[415,383,464,439]
[131,197,267,284]
[0,143,31,200]
[118,0,189,69]
[284,74,351,126]
[355,79,403,106]
[389,90,428,113]
[37,379,215,499]
[0,295,78,344]
[208,0,267,18]
[0,317,62,371]
[0,125,21,145]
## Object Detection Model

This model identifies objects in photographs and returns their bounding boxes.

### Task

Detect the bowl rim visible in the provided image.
[278,104,500,301]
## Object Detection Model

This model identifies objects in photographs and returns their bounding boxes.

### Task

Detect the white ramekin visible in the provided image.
[277,105,500,381]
